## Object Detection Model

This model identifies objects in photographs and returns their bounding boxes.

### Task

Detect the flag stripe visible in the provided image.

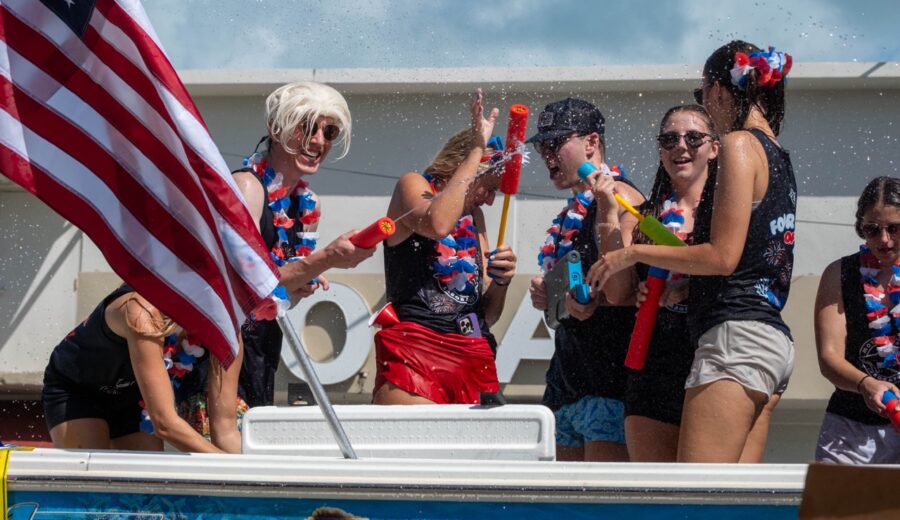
[0,126,236,368]
[6,1,276,306]
[0,0,282,366]
[0,72,243,326]
[0,17,243,323]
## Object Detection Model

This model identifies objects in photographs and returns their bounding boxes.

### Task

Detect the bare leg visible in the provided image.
[584,441,629,462]
[677,379,766,463]
[625,415,679,462]
[49,418,112,449]
[739,393,780,463]
[373,381,436,405]
[110,431,163,452]
[556,444,585,461]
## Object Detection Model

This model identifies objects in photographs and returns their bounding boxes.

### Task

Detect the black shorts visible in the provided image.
[624,333,696,426]
[42,365,142,439]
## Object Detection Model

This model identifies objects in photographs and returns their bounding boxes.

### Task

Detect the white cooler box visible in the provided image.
[241,404,555,461]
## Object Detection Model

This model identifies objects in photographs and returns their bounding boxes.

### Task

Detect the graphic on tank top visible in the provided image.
[428,214,481,309]
[757,185,797,309]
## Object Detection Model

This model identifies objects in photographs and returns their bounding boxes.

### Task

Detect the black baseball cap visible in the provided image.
[525,98,605,144]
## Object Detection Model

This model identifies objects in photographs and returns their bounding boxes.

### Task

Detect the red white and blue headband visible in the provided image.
[730,46,793,89]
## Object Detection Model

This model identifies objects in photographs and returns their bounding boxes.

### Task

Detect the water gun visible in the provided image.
[349,217,396,249]
[496,104,529,247]
[577,162,686,247]
[624,266,667,370]
[567,251,591,304]
[882,389,900,432]
[577,161,687,370]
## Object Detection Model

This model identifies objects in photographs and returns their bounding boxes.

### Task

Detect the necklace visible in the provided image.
[244,152,320,267]
[422,173,480,295]
[139,334,206,435]
[537,163,624,273]
[859,245,900,368]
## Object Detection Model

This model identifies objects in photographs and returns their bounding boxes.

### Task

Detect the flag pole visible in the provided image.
[276,315,357,459]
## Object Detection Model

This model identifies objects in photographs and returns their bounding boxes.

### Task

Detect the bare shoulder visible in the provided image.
[613,178,645,205]
[233,171,263,198]
[816,258,844,301]
[396,171,430,192]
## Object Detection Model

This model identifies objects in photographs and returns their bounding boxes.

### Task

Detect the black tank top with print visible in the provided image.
[825,253,891,425]
[688,128,797,342]
[383,215,497,350]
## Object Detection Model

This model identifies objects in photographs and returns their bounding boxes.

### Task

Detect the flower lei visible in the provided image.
[423,173,480,295]
[859,245,900,369]
[537,164,624,273]
[139,334,206,435]
[731,46,793,89]
[244,152,320,267]
[659,191,687,281]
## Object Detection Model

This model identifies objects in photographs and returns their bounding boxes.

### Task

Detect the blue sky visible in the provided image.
[143,0,900,70]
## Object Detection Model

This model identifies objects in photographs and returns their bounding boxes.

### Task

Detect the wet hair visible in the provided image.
[635,104,719,245]
[423,129,499,188]
[855,176,900,238]
[703,40,787,135]
[265,82,352,158]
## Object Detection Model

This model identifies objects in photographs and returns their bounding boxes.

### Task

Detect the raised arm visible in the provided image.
[388,90,498,242]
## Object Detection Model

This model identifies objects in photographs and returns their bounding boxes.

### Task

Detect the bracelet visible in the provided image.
[857,374,871,394]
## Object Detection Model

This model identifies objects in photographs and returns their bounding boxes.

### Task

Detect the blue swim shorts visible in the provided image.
[554,395,626,447]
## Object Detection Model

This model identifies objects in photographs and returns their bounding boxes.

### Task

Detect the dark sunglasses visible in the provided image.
[657,130,712,150]
[693,88,704,105]
[304,121,341,141]
[861,222,900,239]
[533,134,583,155]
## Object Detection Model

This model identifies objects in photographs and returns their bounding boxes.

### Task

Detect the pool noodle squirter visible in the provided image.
[496,104,529,247]
[350,217,396,249]
[577,161,686,370]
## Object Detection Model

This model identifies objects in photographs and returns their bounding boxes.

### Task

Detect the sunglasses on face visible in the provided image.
[693,88,704,105]
[657,130,712,150]
[861,222,900,239]
[303,121,341,142]
[533,134,583,155]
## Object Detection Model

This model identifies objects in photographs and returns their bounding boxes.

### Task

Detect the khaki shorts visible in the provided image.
[685,320,794,399]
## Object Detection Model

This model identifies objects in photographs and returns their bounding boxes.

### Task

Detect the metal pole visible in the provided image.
[276,314,357,459]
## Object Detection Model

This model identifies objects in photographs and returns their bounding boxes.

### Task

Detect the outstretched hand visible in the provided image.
[587,248,635,291]
[470,88,499,149]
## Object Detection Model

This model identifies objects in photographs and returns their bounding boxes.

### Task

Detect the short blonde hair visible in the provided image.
[265,82,352,159]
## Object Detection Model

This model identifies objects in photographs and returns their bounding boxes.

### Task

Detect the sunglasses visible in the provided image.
[533,134,583,155]
[861,222,900,239]
[693,88,704,105]
[304,121,341,141]
[657,131,712,150]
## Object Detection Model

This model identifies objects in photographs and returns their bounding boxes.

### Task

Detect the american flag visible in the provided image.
[0,0,280,367]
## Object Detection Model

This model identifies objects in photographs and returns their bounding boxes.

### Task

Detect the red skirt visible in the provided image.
[374,321,499,404]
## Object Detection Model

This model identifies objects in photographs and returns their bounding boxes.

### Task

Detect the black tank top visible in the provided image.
[543,179,639,407]
[825,252,891,425]
[688,129,797,342]
[46,285,137,395]
[383,214,496,349]
[233,169,306,407]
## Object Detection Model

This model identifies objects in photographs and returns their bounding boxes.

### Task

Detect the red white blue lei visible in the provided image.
[537,164,623,273]
[859,245,900,369]
[422,173,480,295]
[139,333,205,435]
[659,191,687,281]
[244,152,320,267]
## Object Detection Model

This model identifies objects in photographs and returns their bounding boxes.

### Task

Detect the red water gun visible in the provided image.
[496,104,529,247]
[349,217,396,249]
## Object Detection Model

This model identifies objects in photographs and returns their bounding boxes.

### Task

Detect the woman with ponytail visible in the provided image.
[588,41,797,462]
